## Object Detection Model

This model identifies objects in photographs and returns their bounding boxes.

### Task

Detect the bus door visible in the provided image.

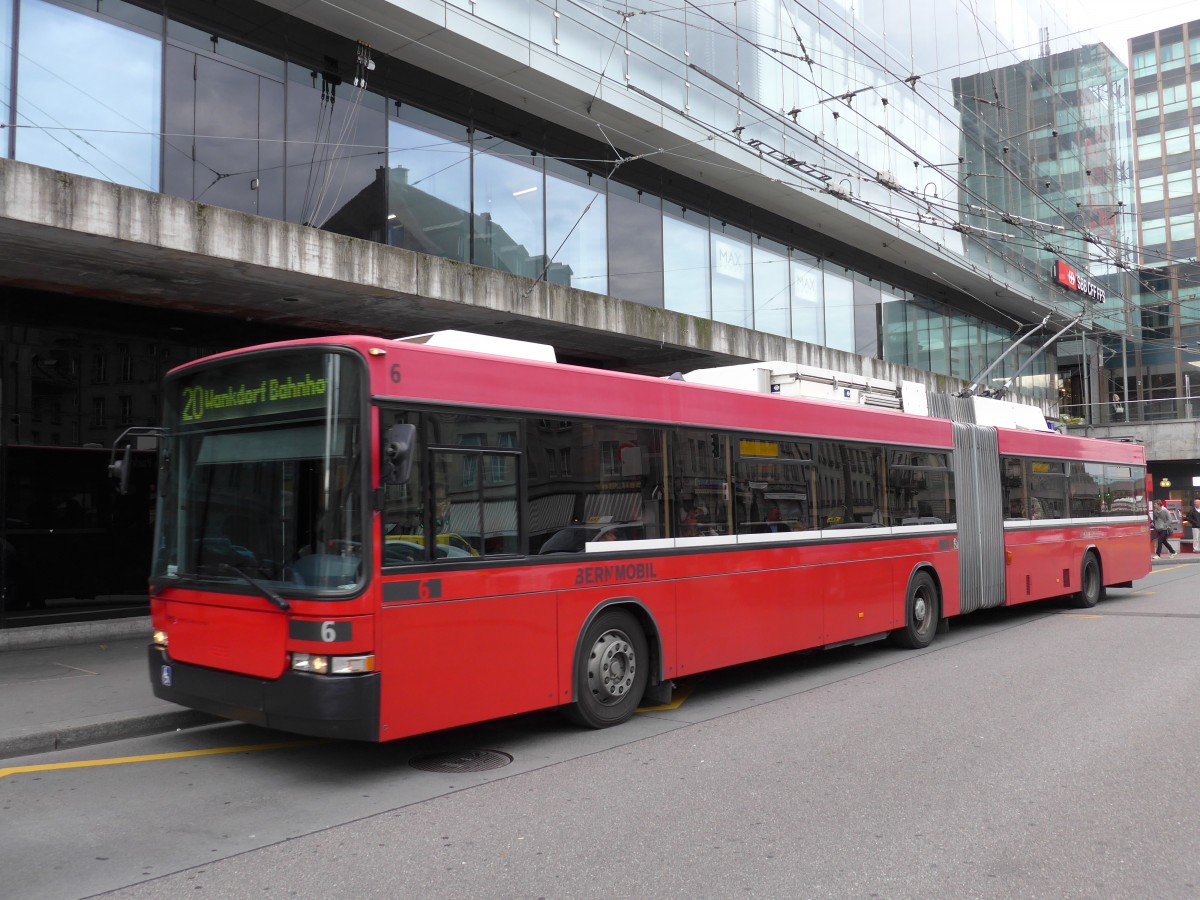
[953,422,1005,613]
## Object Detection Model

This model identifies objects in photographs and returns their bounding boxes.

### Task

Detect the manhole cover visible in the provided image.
[409,749,513,773]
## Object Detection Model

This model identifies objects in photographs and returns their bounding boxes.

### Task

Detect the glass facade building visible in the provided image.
[1125,20,1200,424]
[0,0,1153,625]
[0,0,1135,391]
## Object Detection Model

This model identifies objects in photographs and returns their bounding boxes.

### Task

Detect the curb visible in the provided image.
[0,617,152,652]
[0,709,222,762]
[1151,554,1200,564]
[0,617,225,762]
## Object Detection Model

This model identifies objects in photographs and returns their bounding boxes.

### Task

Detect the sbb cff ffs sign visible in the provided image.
[1053,260,1105,302]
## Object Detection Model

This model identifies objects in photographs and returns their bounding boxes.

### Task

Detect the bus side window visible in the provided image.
[669,428,730,537]
[735,438,813,533]
[1026,459,1066,520]
[818,439,884,528]
[1001,456,1026,519]
[887,449,953,525]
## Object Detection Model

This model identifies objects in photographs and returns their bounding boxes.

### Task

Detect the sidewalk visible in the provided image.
[0,617,216,760]
[1151,546,1200,564]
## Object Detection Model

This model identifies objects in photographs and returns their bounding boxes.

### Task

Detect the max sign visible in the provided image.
[1053,260,1105,302]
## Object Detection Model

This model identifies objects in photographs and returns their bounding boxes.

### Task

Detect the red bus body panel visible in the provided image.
[157,595,291,679]
[1002,522,1148,605]
[368,535,959,738]
[155,592,378,678]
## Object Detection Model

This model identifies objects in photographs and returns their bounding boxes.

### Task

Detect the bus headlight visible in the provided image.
[291,653,375,675]
[291,653,329,674]
[153,630,169,649]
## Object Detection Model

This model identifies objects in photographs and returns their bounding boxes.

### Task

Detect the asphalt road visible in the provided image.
[6,563,1200,899]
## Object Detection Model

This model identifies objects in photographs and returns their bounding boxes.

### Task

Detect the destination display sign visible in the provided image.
[175,353,334,426]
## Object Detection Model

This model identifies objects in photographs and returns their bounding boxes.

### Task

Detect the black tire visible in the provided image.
[567,608,649,729]
[890,570,939,649]
[1072,552,1105,609]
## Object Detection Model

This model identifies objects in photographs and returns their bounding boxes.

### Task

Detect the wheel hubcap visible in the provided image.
[913,594,928,626]
[587,629,636,706]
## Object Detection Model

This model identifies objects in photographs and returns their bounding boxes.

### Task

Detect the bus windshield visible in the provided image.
[152,349,366,593]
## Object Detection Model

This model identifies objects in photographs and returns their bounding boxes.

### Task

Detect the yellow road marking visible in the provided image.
[0,740,321,780]
[637,681,695,712]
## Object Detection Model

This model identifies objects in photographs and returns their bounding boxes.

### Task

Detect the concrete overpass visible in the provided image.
[0,157,992,396]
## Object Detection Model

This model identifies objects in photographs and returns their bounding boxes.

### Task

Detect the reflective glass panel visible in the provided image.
[791,253,824,344]
[165,53,283,217]
[853,276,880,358]
[627,13,686,113]
[285,64,387,239]
[0,0,10,150]
[824,267,854,352]
[473,135,545,278]
[16,0,161,190]
[711,223,752,329]
[608,182,663,306]
[545,160,607,294]
[881,291,907,366]
[753,237,790,337]
[663,206,710,318]
[387,107,470,263]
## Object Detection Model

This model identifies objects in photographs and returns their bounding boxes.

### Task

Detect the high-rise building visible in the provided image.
[0,0,1140,626]
[1121,19,1200,496]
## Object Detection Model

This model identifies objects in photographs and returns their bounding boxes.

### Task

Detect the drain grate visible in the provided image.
[409,749,513,773]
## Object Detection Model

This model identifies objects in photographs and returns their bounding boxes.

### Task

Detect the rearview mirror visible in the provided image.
[382,423,416,485]
[107,426,163,495]
[108,444,132,495]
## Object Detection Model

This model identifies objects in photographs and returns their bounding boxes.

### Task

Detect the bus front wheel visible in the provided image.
[568,608,648,729]
[891,570,939,649]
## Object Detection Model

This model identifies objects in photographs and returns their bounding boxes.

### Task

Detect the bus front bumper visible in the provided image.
[148,646,381,742]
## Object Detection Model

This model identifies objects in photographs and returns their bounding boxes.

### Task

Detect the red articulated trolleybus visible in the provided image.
[138,331,1149,741]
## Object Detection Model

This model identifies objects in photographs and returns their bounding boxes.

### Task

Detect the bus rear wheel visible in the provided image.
[890,570,939,649]
[568,608,648,729]
[1072,552,1105,609]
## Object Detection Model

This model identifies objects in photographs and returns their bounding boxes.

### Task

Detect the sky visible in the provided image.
[1084,0,1199,59]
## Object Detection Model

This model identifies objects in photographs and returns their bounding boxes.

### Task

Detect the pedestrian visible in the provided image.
[1186,498,1200,554]
[1110,392,1125,422]
[1152,499,1178,559]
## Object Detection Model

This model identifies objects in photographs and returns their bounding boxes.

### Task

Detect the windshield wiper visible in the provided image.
[219,564,291,612]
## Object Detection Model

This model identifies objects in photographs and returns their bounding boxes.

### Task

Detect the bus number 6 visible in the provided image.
[321,621,338,643]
